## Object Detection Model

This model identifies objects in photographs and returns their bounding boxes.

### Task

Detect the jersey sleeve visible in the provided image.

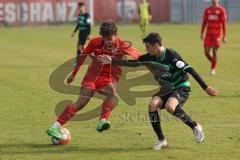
[112,54,148,67]
[71,39,94,76]
[122,45,142,60]
[221,8,227,37]
[169,50,190,72]
[185,67,208,90]
[201,9,208,34]
[73,17,79,33]
[86,13,91,35]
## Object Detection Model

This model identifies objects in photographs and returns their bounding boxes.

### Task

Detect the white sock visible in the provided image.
[52,121,61,128]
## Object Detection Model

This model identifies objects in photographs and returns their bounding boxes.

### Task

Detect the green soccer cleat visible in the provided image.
[96,119,111,132]
[46,127,61,140]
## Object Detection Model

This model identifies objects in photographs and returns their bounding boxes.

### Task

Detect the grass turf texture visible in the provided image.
[0,24,240,160]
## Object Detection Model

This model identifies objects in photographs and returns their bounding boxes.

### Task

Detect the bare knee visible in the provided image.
[149,97,163,112]
[165,97,179,114]
[165,104,176,114]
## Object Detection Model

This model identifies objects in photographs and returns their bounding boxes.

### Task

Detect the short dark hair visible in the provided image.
[99,19,118,37]
[143,32,162,46]
[78,2,85,7]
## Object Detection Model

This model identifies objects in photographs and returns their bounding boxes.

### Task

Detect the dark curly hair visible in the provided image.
[99,19,118,37]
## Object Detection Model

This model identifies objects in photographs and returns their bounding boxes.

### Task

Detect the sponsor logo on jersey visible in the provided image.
[208,15,218,20]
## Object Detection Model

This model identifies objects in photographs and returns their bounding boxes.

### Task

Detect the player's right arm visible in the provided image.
[71,19,79,37]
[148,4,152,20]
[98,54,146,67]
[201,8,208,40]
[71,25,79,37]
[67,39,94,84]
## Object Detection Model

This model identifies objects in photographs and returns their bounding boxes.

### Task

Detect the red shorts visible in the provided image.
[81,73,119,90]
[204,34,222,47]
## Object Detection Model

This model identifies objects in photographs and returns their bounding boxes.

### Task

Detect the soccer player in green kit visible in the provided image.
[98,32,219,150]
[71,2,91,62]
[138,0,152,36]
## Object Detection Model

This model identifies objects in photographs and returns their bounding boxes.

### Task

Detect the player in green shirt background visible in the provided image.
[71,2,91,62]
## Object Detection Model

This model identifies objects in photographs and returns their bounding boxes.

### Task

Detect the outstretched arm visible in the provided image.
[98,55,142,67]
[112,59,142,67]
[185,67,219,96]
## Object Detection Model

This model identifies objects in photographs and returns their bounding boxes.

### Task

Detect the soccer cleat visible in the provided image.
[96,119,111,132]
[193,123,205,143]
[210,69,216,75]
[46,127,61,140]
[153,139,168,150]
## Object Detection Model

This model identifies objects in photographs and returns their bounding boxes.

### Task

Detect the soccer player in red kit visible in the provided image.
[46,20,142,139]
[201,0,227,75]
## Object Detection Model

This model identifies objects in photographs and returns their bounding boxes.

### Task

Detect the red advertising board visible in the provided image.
[0,0,170,26]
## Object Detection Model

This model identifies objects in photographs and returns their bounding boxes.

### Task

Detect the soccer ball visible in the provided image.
[51,127,71,145]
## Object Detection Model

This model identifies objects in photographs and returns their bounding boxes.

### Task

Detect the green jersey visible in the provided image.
[139,2,150,19]
[76,13,91,32]
[112,47,208,92]
[135,48,191,90]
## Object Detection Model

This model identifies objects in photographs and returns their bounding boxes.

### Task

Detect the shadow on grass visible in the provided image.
[0,143,188,155]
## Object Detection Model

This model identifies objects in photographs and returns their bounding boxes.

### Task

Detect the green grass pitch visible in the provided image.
[0,24,240,160]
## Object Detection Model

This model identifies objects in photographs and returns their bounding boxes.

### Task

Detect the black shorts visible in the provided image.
[78,31,89,45]
[153,86,191,109]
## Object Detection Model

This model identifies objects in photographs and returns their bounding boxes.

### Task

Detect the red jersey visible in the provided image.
[72,36,142,79]
[201,5,227,36]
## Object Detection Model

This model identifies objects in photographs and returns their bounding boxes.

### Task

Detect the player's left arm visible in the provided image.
[184,67,219,96]
[170,50,219,96]
[86,13,92,38]
[221,8,227,43]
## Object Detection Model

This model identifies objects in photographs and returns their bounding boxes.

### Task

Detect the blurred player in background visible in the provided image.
[46,20,142,139]
[71,2,91,62]
[201,0,227,75]
[138,0,152,36]
[98,32,219,150]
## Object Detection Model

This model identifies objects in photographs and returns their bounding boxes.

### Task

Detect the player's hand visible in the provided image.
[200,34,204,41]
[97,55,112,64]
[222,36,227,43]
[87,35,91,40]
[67,75,75,84]
[205,86,219,96]
[149,15,152,21]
